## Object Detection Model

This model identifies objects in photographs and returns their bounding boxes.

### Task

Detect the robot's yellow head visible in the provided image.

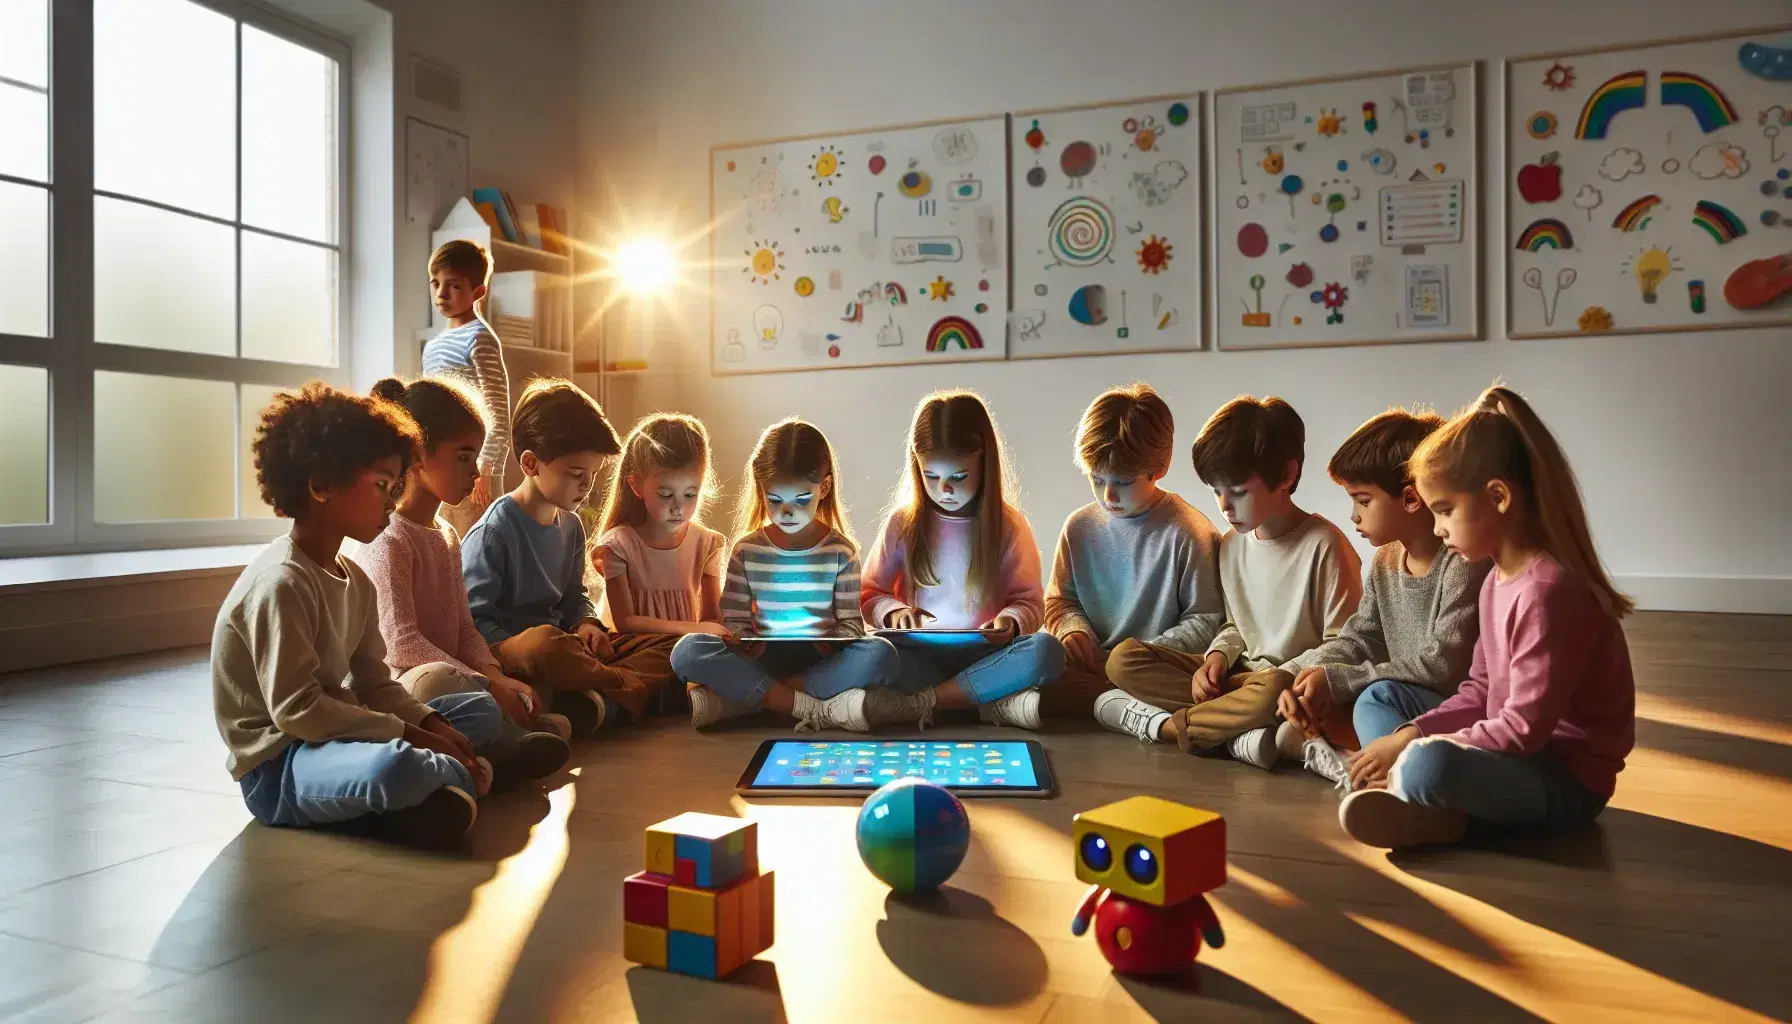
[1072,796,1226,907]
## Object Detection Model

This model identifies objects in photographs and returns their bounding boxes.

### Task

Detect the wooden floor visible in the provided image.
[0,610,1786,1023]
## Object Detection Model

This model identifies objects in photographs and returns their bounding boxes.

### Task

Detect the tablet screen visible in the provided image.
[747,739,1041,790]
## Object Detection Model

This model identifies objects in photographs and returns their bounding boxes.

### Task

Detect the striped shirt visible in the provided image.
[722,527,865,638]
[421,320,511,478]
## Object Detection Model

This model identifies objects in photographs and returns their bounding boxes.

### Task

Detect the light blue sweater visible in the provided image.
[462,496,597,644]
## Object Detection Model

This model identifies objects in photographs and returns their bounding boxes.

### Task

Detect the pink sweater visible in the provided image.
[1412,555,1634,798]
[861,504,1045,633]
[355,513,500,677]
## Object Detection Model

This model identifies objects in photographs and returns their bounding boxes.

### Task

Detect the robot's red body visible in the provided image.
[1072,884,1223,975]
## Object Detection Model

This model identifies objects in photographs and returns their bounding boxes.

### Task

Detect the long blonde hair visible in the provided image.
[884,389,1013,604]
[734,418,854,546]
[598,413,713,536]
[1411,385,1632,619]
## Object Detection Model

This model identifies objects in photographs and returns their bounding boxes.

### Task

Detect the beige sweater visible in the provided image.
[211,535,434,780]
[1205,513,1363,673]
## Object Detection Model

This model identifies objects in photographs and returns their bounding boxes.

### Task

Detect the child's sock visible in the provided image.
[1274,719,1305,761]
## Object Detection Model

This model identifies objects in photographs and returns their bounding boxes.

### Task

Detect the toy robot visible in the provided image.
[1069,796,1226,975]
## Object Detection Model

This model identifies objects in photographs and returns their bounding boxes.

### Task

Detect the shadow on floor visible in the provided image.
[874,886,1047,1006]
[1116,965,1304,1022]
[625,961,787,1024]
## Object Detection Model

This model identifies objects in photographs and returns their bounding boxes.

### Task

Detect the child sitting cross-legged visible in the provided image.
[213,384,503,848]
[355,376,571,790]
[1103,396,1362,767]
[1275,407,1491,787]
[1338,386,1635,849]
[1042,383,1224,722]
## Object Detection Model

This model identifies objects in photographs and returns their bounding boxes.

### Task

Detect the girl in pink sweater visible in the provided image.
[1341,385,1634,849]
[860,390,1065,730]
[357,377,569,783]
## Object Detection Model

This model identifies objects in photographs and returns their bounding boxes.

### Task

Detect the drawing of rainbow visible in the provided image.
[925,315,983,352]
[1515,218,1574,252]
[1660,71,1737,134]
[885,282,907,305]
[1691,200,1747,244]
[1611,194,1661,232]
[1575,70,1647,139]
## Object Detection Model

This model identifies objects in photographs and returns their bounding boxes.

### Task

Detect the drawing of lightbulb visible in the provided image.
[752,305,783,349]
[1631,247,1673,304]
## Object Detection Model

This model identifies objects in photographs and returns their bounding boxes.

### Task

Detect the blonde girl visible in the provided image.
[860,390,1065,730]
[669,418,897,731]
[1340,385,1635,849]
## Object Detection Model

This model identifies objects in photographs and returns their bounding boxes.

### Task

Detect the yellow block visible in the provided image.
[1078,795,1220,837]
[667,885,716,937]
[643,829,675,876]
[1073,796,1225,906]
[622,922,667,969]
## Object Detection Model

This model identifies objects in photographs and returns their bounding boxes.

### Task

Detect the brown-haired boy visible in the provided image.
[424,239,512,540]
[461,379,677,734]
[213,384,507,848]
[1276,407,1492,785]
[1105,395,1362,769]
[1041,384,1224,721]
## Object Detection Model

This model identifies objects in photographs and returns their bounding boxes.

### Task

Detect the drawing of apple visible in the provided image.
[1518,152,1563,204]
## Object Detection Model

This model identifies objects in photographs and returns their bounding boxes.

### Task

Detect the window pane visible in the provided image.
[0,0,49,89]
[0,182,48,337]
[94,371,234,522]
[0,82,48,182]
[93,0,235,218]
[242,233,335,365]
[94,197,235,355]
[243,27,336,242]
[0,364,49,525]
[239,383,283,519]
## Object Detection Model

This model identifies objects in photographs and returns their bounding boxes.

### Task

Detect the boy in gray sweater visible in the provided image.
[1041,384,1225,720]
[1278,407,1491,785]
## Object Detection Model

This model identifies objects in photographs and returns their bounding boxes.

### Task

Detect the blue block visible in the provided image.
[667,930,717,978]
[674,835,713,888]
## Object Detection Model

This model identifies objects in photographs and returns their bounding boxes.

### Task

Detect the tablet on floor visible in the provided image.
[735,738,1057,798]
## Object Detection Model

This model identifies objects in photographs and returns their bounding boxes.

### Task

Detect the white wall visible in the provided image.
[575,0,1792,613]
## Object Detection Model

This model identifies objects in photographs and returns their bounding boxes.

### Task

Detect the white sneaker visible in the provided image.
[795,688,870,733]
[1227,726,1278,770]
[1093,689,1170,742]
[1339,788,1468,848]
[863,686,937,730]
[1302,737,1352,790]
[1275,719,1306,760]
[979,689,1042,730]
[688,684,756,730]
[470,756,493,798]
[533,712,572,741]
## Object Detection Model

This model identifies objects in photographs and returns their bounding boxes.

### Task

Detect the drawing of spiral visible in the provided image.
[1046,196,1115,267]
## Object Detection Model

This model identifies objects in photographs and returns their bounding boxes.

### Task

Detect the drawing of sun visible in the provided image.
[926,276,954,301]
[810,145,845,187]
[1136,234,1173,274]
[744,240,784,285]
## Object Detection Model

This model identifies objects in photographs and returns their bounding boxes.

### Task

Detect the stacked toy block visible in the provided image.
[622,812,775,979]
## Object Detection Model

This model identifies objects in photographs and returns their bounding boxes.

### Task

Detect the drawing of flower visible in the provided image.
[1577,306,1614,331]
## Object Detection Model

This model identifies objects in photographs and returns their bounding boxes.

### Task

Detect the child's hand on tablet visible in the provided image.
[885,607,935,630]
[979,616,1019,645]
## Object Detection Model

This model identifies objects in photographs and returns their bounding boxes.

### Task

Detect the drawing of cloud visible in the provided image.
[1572,184,1603,213]
[1131,160,1189,206]
[1598,147,1645,181]
[1689,141,1750,180]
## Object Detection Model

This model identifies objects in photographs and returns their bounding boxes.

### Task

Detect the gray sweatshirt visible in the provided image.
[1311,542,1492,703]
[1044,491,1225,654]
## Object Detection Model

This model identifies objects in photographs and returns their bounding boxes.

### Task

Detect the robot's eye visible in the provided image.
[1079,832,1113,872]
[1124,844,1158,885]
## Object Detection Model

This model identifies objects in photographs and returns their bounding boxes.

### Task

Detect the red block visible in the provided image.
[622,871,671,928]
[673,858,697,886]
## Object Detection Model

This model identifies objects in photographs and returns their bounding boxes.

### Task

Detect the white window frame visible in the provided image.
[0,0,352,557]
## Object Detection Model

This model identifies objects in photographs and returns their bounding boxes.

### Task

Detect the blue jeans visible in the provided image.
[239,690,502,828]
[1391,737,1607,833]
[399,662,530,744]
[671,634,899,706]
[1353,678,1449,744]
[888,632,1066,704]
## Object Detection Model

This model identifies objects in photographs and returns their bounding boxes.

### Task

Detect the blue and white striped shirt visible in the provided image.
[421,320,511,477]
[721,528,864,638]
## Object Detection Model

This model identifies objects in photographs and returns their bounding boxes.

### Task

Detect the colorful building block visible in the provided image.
[623,921,668,969]
[667,930,718,978]
[1072,796,1225,906]
[644,812,758,890]
[622,871,671,928]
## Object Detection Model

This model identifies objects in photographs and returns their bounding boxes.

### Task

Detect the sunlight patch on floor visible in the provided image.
[1612,746,1792,851]
[1634,692,1792,747]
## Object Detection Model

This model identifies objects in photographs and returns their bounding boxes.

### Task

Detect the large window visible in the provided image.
[0,0,346,553]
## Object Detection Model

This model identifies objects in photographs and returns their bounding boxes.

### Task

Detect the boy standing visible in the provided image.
[1104,396,1362,768]
[1041,384,1224,720]
[214,385,501,849]
[424,239,512,540]
[1278,408,1491,784]
[462,379,677,734]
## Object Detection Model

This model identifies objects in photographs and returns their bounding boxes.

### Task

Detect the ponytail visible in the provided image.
[1412,384,1632,618]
